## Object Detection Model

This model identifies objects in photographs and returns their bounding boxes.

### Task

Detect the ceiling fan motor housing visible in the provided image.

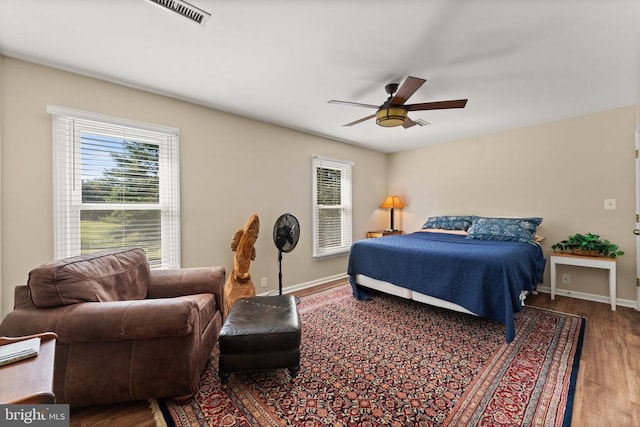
[385,83,399,96]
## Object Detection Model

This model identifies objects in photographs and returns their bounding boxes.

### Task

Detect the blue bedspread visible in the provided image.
[348,232,546,343]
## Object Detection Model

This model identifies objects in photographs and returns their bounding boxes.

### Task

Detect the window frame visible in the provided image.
[48,106,180,268]
[312,155,353,259]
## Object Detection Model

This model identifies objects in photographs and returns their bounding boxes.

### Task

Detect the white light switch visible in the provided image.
[604,199,616,210]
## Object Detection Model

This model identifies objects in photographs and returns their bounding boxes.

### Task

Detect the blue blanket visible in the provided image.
[348,232,546,343]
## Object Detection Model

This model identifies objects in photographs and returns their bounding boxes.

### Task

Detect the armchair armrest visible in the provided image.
[0,296,212,343]
[59,297,208,342]
[148,267,224,311]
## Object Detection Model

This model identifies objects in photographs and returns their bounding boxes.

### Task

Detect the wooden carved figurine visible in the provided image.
[223,213,260,316]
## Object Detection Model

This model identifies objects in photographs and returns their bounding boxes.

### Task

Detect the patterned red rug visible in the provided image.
[152,284,584,427]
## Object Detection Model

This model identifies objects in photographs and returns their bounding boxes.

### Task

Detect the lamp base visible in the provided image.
[389,207,395,231]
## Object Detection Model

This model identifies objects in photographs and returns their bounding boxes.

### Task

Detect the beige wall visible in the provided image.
[0,57,388,317]
[389,106,637,302]
[2,55,637,317]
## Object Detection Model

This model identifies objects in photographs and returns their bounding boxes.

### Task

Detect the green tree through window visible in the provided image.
[82,138,159,204]
[50,106,180,269]
[79,137,162,264]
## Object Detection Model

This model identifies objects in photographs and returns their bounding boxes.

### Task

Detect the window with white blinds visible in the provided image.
[312,156,353,258]
[48,106,180,269]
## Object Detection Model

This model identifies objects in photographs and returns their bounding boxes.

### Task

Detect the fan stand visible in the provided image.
[277,249,284,296]
[277,248,300,304]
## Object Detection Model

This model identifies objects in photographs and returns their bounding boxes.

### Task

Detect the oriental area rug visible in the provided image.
[152,284,584,427]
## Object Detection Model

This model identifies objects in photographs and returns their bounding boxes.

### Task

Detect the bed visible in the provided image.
[348,217,546,343]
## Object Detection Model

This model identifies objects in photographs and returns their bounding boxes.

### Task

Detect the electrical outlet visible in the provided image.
[604,199,616,210]
[261,277,268,288]
[562,273,571,284]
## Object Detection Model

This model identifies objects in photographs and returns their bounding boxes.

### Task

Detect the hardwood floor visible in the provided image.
[526,292,640,427]
[70,282,640,426]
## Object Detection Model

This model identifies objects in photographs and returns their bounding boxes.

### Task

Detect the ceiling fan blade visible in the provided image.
[343,113,376,127]
[328,100,379,109]
[391,76,426,105]
[402,118,417,129]
[406,99,468,111]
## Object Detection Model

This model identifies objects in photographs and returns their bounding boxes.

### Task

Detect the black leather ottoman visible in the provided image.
[218,295,301,387]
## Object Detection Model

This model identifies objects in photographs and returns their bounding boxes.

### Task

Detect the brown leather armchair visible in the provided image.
[0,248,225,407]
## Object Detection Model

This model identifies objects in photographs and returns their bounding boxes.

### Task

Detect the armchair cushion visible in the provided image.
[27,248,150,308]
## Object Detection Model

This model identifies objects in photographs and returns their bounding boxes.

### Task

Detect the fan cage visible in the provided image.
[273,214,300,253]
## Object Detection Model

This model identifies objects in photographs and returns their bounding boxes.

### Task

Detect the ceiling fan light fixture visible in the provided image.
[375,107,407,127]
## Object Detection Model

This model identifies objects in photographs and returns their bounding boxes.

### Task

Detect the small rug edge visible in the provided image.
[562,315,587,427]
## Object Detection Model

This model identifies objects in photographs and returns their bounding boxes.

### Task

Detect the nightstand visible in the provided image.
[367,230,403,238]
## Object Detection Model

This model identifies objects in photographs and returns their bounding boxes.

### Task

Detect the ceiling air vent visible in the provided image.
[146,0,211,27]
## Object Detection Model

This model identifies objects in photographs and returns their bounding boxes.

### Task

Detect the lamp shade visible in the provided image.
[375,107,407,127]
[380,196,404,209]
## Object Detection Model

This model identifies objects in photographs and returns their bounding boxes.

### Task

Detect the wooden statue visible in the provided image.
[223,213,260,317]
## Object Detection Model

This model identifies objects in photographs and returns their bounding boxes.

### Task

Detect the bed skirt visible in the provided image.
[354,274,528,316]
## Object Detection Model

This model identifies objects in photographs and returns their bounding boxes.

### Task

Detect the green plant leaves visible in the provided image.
[550,232,623,258]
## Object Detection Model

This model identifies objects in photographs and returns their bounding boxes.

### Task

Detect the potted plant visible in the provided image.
[551,232,624,258]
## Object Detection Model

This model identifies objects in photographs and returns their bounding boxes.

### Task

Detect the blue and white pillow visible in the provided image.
[466,217,543,243]
[422,215,473,231]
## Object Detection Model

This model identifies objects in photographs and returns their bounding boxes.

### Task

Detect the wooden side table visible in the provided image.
[367,230,403,238]
[0,332,57,404]
[550,252,617,310]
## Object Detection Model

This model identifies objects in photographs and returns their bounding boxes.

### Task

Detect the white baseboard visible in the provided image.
[257,273,349,297]
[536,285,638,310]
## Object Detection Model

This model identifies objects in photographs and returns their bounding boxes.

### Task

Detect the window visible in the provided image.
[312,156,353,258]
[48,106,180,268]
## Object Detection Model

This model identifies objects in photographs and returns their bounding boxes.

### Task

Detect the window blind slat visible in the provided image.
[312,156,352,258]
[51,108,180,269]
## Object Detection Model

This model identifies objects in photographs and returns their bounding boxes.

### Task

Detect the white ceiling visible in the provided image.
[0,0,638,153]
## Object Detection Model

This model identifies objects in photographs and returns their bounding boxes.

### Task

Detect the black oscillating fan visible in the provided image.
[273,213,300,296]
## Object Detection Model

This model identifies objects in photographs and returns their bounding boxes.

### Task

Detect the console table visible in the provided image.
[0,332,57,403]
[550,252,617,310]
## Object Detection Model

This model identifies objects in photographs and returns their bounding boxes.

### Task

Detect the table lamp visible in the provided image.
[380,196,404,231]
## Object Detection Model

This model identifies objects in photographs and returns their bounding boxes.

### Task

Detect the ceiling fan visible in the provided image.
[328,76,467,128]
